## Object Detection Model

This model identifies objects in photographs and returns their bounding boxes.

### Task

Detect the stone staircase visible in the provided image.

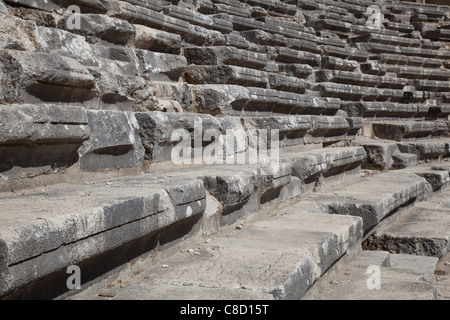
[1,0,450,300]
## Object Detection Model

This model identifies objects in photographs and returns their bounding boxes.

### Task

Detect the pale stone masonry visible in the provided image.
[1,0,450,300]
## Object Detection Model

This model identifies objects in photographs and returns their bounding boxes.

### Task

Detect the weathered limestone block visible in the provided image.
[321,45,368,62]
[78,110,144,171]
[0,104,89,181]
[278,64,314,79]
[132,24,182,54]
[0,13,37,51]
[371,121,448,141]
[318,82,379,101]
[245,0,297,16]
[135,112,223,162]
[287,38,322,55]
[0,50,98,105]
[343,102,429,118]
[0,175,207,298]
[183,24,227,46]
[276,92,326,114]
[108,1,190,35]
[245,116,312,147]
[360,61,387,76]
[60,0,115,13]
[306,171,428,234]
[308,19,352,32]
[150,81,194,112]
[225,32,254,50]
[121,0,164,12]
[0,0,8,13]
[268,74,306,93]
[163,179,207,221]
[35,26,99,67]
[4,0,60,11]
[59,13,135,45]
[91,45,140,77]
[353,33,422,48]
[213,2,251,18]
[388,66,450,81]
[240,29,287,47]
[282,146,366,192]
[184,46,268,70]
[305,116,350,144]
[163,5,233,33]
[415,79,450,91]
[229,15,265,32]
[397,140,450,162]
[322,56,358,72]
[202,168,261,222]
[360,141,401,170]
[190,84,250,115]
[137,50,187,82]
[275,47,321,66]
[185,65,268,87]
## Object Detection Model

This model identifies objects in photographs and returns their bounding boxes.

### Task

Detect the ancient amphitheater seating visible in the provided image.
[1,0,450,300]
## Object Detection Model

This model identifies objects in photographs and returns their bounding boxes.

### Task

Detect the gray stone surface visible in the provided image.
[135,112,223,162]
[59,13,135,45]
[0,50,97,105]
[308,251,438,300]
[78,110,144,171]
[0,104,89,181]
[0,0,8,13]
[70,210,362,300]
[282,146,366,192]
[0,174,207,298]
[299,171,428,234]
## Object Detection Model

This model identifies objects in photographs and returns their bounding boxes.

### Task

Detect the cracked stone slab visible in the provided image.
[71,211,362,300]
[0,174,206,298]
[365,203,450,258]
[309,251,437,300]
[298,171,428,234]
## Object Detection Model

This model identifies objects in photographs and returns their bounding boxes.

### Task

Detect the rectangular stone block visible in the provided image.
[132,24,182,54]
[0,104,89,181]
[78,110,144,171]
[185,65,269,88]
[184,46,268,70]
[59,13,135,45]
[0,50,97,105]
[275,47,321,66]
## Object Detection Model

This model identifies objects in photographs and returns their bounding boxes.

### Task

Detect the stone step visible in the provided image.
[295,171,429,234]
[0,50,97,105]
[184,46,269,70]
[185,65,269,87]
[375,53,444,69]
[281,146,367,193]
[364,190,450,258]
[385,65,450,81]
[317,82,405,101]
[317,70,408,89]
[0,174,208,299]
[351,33,425,49]
[369,120,449,141]
[306,250,438,300]
[342,102,430,118]
[397,138,450,162]
[69,208,364,300]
